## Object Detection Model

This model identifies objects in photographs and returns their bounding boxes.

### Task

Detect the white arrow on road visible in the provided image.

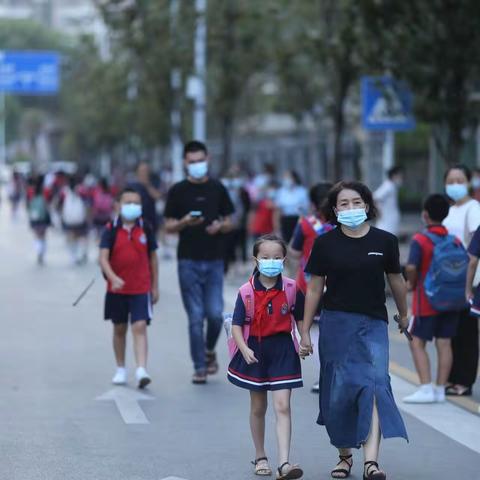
[97,387,154,424]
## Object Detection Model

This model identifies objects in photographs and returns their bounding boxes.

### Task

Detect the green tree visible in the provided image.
[207,0,275,172]
[272,0,365,181]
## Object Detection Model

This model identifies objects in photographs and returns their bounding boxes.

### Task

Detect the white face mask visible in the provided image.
[187,161,208,179]
[445,183,468,202]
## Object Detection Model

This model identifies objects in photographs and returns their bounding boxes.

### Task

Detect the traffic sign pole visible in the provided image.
[0,92,5,165]
[382,130,395,172]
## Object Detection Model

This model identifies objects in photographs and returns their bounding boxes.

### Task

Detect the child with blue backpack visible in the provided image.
[227,234,305,480]
[404,194,467,404]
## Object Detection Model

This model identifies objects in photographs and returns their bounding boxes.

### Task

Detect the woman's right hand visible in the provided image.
[299,332,313,358]
[241,347,258,365]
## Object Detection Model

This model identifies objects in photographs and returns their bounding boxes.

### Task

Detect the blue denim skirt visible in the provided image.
[317,310,408,449]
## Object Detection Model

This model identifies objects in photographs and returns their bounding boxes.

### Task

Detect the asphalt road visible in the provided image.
[0,208,479,480]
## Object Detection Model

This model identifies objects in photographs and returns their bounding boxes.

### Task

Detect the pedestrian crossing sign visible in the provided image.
[361,76,415,131]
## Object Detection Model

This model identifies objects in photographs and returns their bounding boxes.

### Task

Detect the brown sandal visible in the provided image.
[206,351,219,375]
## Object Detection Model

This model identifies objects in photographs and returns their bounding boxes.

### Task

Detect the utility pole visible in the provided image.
[193,0,207,141]
[0,92,5,165]
[170,0,183,181]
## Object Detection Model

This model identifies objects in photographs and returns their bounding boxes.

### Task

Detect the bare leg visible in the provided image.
[435,338,453,386]
[131,320,148,368]
[113,323,128,367]
[409,336,431,384]
[363,399,384,477]
[272,389,292,466]
[250,391,268,461]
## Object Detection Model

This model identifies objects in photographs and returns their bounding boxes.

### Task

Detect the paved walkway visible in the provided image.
[0,207,478,479]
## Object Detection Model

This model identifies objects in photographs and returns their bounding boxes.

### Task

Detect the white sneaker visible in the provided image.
[434,385,446,403]
[112,367,127,385]
[403,384,435,403]
[135,367,151,389]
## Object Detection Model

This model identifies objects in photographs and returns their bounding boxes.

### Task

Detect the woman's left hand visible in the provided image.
[397,314,409,331]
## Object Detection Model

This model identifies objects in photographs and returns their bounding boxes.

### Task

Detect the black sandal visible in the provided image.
[445,385,472,396]
[363,461,386,480]
[276,461,303,479]
[331,454,353,478]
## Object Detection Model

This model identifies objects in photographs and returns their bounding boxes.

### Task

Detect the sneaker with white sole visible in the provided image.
[112,367,127,385]
[403,384,435,403]
[135,367,151,389]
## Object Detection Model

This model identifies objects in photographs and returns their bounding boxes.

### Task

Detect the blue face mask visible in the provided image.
[187,161,208,179]
[121,203,142,221]
[337,208,367,229]
[472,178,480,189]
[257,258,284,278]
[446,183,468,202]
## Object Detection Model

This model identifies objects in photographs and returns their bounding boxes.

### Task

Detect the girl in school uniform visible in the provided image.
[227,234,305,480]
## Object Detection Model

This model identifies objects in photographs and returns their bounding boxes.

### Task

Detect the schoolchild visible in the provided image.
[27,175,51,265]
[99,188,159,388]
[404,194,462,403]
[227,234,304,480]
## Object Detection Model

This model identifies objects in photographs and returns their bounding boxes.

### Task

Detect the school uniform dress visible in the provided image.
[227,274,304,391]
[100,218,158,325]
[305,227,408,449]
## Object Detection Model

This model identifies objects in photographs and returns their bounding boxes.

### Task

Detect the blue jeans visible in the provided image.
[178,259,224,373]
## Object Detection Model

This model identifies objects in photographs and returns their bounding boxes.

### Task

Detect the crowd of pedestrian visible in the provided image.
[2,141,480,480]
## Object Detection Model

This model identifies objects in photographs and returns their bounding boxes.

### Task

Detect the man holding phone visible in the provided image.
[165,140,234,384]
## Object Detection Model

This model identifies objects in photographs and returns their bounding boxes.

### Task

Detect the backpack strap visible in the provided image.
[239,280,254,323]
[282,276,300,353]
[238,280,254,346]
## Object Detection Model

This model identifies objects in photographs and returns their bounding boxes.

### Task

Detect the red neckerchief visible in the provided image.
[254,282,282,342]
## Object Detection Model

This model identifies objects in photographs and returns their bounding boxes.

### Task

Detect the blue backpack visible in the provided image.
[423,232,469,312]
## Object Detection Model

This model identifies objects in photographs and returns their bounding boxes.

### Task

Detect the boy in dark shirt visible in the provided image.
[99,188,159,389]
[404,194,460,404]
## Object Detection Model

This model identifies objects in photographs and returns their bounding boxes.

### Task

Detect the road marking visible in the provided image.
[391,374,480,454]
[97,387,154,424]
[160,477,188,480]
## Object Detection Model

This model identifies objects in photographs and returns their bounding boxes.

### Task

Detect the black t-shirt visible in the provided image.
[164,178,235,260]
[304,226,401,321]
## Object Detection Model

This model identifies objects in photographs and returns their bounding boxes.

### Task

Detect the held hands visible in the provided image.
[240,346,258,365]
[299,331,313,359]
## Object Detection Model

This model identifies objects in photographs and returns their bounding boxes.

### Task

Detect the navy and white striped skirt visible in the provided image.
[317,310,408,449]
[228,333,303,391]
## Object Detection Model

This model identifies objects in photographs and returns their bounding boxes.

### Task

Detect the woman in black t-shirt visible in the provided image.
[300,181,409,480]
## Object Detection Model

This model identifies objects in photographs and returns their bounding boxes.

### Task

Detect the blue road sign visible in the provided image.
[361,76,415,131]
[0,51,60,95]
